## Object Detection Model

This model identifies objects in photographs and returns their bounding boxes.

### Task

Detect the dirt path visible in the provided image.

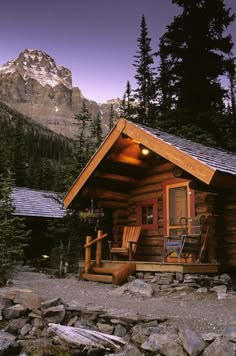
[1,270,236,334]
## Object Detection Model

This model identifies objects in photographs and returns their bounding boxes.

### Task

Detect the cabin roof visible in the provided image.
[136,122,236,176]
[12,187,66,218]
[64,118,236,208]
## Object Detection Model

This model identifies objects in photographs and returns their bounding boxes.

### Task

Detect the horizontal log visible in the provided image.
[112,210,128,218]
[112,263,136,285]
[97,200,128,209]
[82,188,129,202]
[148,162,174,175]
[224,203,236,210]
[194,192,218,205]
[130,183,162,196]
[140,246,163,255]
[223,194,236,202]
[136,172,174,187]
[129,191,163,205]
[195,205,219,214]
[109,153,149,167]
[94,171,138,185]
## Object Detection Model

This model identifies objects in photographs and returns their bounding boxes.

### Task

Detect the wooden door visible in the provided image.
[166,182,191,237]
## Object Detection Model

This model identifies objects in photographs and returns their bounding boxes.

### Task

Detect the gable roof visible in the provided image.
[64,118,236,208]
[12,187,66,218]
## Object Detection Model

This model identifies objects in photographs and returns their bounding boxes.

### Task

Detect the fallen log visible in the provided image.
[48,323,126,350]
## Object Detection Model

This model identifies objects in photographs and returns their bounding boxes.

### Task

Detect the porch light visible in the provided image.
[140,144,150,155]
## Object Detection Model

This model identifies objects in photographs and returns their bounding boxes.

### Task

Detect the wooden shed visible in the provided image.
[12,187,66,260]
[64,118,236,273]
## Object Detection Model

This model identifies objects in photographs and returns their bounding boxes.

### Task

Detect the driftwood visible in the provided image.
[48,323,126,350]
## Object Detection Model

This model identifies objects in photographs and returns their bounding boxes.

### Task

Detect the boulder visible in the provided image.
[14,291,42,310]
[20,323,32,337]
[179,326,204,356]
[4,318,28,335]
[0,330,20,356]
[223,325,236,342]
[96,323,114,335]
[0,296,13,310]
[40,297,62,312]
[42,304,66,324]
[125,279,153,298]
[203,336,235,356]
[141,334,186,355]
[3,304,28,320]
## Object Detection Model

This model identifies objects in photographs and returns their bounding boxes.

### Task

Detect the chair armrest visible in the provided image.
[128,240,138,245]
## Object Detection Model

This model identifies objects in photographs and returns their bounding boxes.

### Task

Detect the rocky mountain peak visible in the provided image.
[0,48,72,89]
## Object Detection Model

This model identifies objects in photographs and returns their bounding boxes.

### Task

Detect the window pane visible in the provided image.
[169,186,187,226]
[142,205,153,225]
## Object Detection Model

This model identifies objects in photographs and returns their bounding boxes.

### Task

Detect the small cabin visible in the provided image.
[64,118,236,272]
[12,187,66,260]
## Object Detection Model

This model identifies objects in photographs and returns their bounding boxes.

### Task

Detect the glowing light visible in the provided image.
[141,148,149,155]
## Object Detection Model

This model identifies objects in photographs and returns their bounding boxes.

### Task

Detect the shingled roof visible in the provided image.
[64,118,236,208]
[135,121,236,176]
[12,187,66,218]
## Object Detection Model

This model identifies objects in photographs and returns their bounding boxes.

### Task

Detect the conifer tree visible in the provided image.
[0,172,30,284]
[74,100,92,172]
[157,0,235,146]
[13,117,27,186]
[108,104,115,131]
[120,81,135,121]
[133,15,157,126]
[91,112,103,149]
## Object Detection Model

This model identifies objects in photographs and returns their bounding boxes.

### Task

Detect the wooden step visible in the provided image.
[81,273,112,283]
[92,267,115,275]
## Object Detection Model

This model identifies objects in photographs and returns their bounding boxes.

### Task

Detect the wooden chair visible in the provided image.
[108,226,141,261]
[163,215,206,263]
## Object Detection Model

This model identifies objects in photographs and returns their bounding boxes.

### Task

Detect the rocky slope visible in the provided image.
[0,49,120,138]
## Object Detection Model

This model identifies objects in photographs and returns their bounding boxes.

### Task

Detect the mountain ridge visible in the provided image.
[0,49,121,138]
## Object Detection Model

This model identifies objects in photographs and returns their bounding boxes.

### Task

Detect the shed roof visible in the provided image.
[12,187,66,218]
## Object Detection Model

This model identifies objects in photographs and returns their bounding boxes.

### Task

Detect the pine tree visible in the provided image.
[133,15,157,126]
[74,101,92,172]
[120,81,135,121]
[158,0,235,145]
[0,172,30,284]
[108,104,115,130]
[91,112,103,150]
[13,117,27,187]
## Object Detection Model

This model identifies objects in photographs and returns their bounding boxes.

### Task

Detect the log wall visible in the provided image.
[222,192,236,266]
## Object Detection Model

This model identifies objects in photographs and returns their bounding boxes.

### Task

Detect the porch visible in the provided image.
[79,259,219,284]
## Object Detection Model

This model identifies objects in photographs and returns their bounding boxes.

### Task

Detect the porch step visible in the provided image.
[81,273,113,283]
[81,262,136,285]
[93,267,115,275]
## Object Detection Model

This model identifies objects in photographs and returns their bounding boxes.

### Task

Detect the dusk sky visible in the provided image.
[1,0,236,103]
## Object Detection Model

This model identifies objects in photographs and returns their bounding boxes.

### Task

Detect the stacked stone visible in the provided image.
[1,287,236,355]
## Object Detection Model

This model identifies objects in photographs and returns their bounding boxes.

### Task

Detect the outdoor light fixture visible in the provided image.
[140,144,150,155]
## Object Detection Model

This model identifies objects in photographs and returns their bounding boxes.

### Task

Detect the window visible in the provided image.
[163,179,195,236]
[136,199,158,230]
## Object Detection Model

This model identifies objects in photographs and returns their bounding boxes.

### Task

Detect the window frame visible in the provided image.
[136,198,158,230]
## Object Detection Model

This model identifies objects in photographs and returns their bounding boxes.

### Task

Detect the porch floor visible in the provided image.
[80,260,219,274]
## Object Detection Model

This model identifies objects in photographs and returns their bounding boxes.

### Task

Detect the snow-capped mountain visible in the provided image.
[0,49,119,138]
[0,49,72,89]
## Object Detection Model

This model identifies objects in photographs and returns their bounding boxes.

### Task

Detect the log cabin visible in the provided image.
[63,118,236,273]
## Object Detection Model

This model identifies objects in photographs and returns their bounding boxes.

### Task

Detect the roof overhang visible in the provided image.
[64,118,218,208]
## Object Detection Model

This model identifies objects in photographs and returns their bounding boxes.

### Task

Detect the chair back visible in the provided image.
[121,226,141,253]
[179,215,205,236]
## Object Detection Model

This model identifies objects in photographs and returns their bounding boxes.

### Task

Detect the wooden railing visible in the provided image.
[84,230,108,273]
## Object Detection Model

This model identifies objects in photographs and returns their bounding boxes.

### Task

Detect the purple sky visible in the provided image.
[1,0,236,103]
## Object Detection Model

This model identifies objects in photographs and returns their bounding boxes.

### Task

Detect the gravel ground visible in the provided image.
[1,269,236,334]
